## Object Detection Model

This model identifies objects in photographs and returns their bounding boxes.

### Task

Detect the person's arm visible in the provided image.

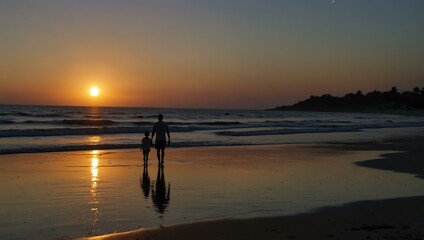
[167,130,170,145]
[151,125,156,143]
[166,125,170,145]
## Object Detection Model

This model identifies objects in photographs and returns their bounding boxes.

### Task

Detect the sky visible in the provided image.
[0,0,423,109]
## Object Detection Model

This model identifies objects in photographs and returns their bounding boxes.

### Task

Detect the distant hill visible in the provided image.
[272,87,424,113]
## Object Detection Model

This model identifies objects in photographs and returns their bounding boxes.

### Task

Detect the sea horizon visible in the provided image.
[0,103,269,111]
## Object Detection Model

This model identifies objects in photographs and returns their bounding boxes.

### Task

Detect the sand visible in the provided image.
[77,196,424,240]
[75,137,424,240]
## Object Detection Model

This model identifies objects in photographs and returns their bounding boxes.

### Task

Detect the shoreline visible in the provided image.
[334,135,424,180]
[75,136,424,240]
[2,133,422,156]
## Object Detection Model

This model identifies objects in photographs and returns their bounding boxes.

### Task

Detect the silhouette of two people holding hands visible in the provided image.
[139,114,171,213]
[140,114,170,166]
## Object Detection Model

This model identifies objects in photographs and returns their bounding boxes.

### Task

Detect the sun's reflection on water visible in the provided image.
[87,136,102,145]
[90,150,100,234]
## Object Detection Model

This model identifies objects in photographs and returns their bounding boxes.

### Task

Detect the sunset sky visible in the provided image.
[0,0,423,109]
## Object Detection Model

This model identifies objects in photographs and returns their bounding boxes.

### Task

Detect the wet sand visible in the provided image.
[76,137,424,240]
[78,196,424,240]
[342,136,424,180]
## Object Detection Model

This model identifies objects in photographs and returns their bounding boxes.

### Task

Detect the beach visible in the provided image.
[1,136,424,240]
[74,137,424,240]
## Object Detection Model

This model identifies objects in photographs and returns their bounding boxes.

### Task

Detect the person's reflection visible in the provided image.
[140,165,150,199]
[151,166,171,214]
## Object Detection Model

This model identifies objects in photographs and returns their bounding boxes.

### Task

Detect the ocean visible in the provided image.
[2,105,424,240]
[1,105,424,154]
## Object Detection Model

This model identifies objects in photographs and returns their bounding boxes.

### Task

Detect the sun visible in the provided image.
[90,87,100,97]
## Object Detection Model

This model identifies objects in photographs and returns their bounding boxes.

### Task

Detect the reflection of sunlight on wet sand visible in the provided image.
[90,150,100,234]
[91,157,99,178]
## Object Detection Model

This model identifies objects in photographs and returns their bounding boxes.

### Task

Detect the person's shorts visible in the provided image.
[155,140,166,150]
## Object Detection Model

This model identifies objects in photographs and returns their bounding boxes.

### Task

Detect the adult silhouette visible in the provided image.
[151,114,170,166]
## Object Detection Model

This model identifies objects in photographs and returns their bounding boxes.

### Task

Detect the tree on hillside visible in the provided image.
[272,87,424,111]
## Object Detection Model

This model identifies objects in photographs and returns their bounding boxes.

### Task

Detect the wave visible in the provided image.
[6,119,122,126]
[2,120,424,138]
[132,121,242,126]
[0,144,140,154]
[0,125,205,137]
[215,122,424,136]
[132,121,154,126]
[216,128,356,136]
[23,120,60,124]
[0,112,67,117]
[0,118,243,128]
[61,119,117,126]
[134,115,158,119]
[0,127,145,137]
[264,120,352,124]
[0,119,15,124]
[0,141,240,155]
[198,121,242,125]
[84,114,103,118]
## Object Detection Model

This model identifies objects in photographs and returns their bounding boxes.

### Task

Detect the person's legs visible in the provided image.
[161,148,165,163]
[156,148,161,165]
[155,141,166,165]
